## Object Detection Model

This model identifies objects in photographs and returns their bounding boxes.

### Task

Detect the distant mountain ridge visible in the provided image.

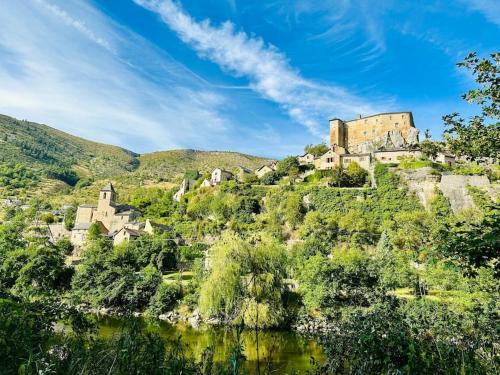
[0,114,271,183]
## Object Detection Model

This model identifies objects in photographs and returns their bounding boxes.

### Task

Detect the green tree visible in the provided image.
[276,156,300,178]
[199,232,288,328]
[443,52,500,160]
[304,143,329,157]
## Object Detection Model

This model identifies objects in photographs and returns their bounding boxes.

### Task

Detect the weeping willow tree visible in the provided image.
[199,231,288,328]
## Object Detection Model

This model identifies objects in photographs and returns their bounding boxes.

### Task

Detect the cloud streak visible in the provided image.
[133,0,377,138]
[0,0,271,154]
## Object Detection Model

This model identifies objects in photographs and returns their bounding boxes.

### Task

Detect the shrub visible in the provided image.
[148,283,182,316]
[260,171,282,185]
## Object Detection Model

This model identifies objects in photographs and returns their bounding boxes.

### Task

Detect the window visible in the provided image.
[395,122,399,127]
[381,157,386,160]
[103,193,107,199]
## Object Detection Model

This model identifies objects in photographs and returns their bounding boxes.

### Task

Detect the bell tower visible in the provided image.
[97,182,116,212]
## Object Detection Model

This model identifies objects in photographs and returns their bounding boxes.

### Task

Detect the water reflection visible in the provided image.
[98,317,324,374]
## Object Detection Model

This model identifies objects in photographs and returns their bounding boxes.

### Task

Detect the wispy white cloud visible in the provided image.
[461,0,500,27]
[133,0,378,138]
[0,0,258,153]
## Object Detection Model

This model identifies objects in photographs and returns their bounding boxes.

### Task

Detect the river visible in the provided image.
[98,316,325,374]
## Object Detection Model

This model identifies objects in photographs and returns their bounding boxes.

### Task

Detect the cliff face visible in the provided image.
[398,169,499,211]
[397,168,441,209]
[439,175,498,212]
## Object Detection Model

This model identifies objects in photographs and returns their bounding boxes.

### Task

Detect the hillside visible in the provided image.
[133,149,272,182]
[0,114,272,198]
[0,114,139,178]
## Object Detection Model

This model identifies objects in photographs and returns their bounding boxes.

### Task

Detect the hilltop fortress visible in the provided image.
[296,112,443,171]
[330,112,419,154]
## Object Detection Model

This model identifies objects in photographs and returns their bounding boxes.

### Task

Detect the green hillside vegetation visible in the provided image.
[133,149,271,182]
[0,114,139,178]
[0,115,272,199]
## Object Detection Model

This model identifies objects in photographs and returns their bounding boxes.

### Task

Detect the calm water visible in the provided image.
[98,317,325,374]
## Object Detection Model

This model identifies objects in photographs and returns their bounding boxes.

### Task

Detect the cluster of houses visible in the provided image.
[70,183,171,250]
[174,112,457,202]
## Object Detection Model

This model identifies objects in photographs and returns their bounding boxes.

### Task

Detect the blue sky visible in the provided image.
[0,0,498,157]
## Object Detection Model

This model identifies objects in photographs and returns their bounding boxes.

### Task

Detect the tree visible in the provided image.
[443,52,500,160]
[199,232,288,328]
[276,156,300,178]
[304,143,329,157]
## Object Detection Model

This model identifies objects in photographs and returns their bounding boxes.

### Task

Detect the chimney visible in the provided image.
[358,114,362,119]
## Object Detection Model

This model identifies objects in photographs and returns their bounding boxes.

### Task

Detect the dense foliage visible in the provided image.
[444,52,500,160]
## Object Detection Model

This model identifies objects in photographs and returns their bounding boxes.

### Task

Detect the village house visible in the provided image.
[255,161,278,178]
[297,153,316,166]
[211,168,233,185]
[111,219,174,246]
[236,165,253,181]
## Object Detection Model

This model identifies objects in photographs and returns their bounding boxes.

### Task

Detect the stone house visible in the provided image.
[236,165,253,181]
[211,168,233,185]
[432,152,456,167]
[70,221,108,248]
[297,153,315,166]
[111,219,174,246]
[255,162,278,178]
[200,178,212,188]
[373,149,423,164]
[112,227,144,246]
[314,148,341,170]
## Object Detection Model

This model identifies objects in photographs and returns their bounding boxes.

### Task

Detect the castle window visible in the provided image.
[395,122,399,127]
[363,131,367,135]
[381,157,386,160]
[103,193,107,199]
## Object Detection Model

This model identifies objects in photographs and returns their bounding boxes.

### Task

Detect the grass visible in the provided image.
[163,271,193,285]
[393,287,487,311]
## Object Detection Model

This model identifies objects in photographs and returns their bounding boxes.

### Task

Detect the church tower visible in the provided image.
[97,182,116,212]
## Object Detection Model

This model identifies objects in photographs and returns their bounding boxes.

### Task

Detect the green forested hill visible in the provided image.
[134,149,272,181]
[0,114,271,197]
[0,114,139,178]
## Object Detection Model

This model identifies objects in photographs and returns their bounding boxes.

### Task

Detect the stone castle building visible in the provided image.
[312,112,422,170]
[330,112,419,154]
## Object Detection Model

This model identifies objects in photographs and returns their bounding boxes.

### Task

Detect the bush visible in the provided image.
[40,212,55,224]
[260,171,282,185]
[148,283,182,316]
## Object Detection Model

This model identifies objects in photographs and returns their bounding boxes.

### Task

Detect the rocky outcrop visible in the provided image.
[398,168,499,212]
[355,129,419,154]
[397,167,441,209]
[439,175,498,212]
